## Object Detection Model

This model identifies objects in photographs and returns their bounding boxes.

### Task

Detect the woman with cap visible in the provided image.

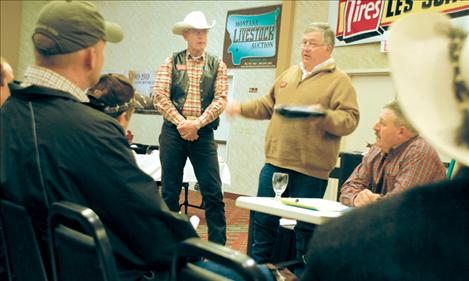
[87,73,136,143]
[299,12,469,281]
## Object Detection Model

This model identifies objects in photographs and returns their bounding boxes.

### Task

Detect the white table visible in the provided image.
[134,150,231,185]
[235,196,348,225]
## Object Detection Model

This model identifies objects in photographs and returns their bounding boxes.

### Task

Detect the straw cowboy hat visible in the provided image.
[388,12,469,166]
[172,11,215,35]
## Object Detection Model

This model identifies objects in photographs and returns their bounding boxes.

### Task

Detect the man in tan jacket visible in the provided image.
[226,22,359,265]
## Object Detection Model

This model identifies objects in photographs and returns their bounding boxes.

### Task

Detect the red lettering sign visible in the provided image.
[342,0,385,43]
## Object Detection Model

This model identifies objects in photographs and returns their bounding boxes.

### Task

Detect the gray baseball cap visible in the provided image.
[32,0,124,55]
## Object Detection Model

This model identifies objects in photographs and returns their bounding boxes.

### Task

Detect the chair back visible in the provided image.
[338,152,364,188]
[337,152,363,198]
[172,238,267,281]
[446,159,456,179]
[48,201,119,281]
[0,199,49,281]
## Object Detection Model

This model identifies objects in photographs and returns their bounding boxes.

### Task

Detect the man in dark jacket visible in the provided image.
[0,2,197,280]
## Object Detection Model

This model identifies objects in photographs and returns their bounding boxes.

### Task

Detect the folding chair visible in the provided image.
[0,199,49,281]
[337,152,363,198]
[48,201,119,281]
[446,159,456,179]
[172,238,267,281]
[180,183,206,214]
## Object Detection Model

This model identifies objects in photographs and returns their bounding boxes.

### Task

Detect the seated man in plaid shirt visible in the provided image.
[339,101,446,207]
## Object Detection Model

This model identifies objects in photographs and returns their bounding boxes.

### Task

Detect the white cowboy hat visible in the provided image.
[172,11,215,35]
[388,12,469,167]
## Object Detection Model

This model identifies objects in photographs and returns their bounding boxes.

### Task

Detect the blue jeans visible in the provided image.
[250,163,328,263]
[195,260,275,281]
[142,261,274,281]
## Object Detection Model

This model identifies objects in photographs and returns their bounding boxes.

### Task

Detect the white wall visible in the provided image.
[16,1,398,197]
[341,72,396,153]
[94,1,282,195]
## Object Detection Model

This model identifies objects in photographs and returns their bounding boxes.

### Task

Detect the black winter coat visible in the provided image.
[1,83,198,281]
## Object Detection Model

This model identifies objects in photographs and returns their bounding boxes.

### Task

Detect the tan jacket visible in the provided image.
[240,62,359,179]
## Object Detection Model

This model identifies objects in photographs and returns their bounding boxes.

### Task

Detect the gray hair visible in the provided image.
[304,22,335,49]
[384,101,417,134]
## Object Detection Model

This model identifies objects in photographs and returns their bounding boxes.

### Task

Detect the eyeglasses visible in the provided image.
[300,41,326,49]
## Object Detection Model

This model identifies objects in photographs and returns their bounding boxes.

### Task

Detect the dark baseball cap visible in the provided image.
[32,0,124,55]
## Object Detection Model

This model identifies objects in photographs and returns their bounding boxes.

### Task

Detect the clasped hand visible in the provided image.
[354,189,381,207]
[177,119,199,141]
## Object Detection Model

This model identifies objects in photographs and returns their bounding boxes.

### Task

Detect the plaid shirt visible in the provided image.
[153,51,228,127]
[21,65,89,102]
[340,136,446,206]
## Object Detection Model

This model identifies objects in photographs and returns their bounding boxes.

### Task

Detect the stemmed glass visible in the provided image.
[272,172,289,201]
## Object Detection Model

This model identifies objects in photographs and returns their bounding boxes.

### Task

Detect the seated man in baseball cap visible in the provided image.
[1,2,199,280]
[300,12,469,281]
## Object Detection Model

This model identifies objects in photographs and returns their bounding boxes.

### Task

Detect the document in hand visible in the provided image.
[280,198,350,213]
[274,105,326,118]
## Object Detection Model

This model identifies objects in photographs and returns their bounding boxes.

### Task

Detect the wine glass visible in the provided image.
[272,172,289,200]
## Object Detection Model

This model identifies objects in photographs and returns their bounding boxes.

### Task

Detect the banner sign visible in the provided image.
[223,5,282,68]
[128,70,158,114]
[329,0,469,46]
[103,70,158,114]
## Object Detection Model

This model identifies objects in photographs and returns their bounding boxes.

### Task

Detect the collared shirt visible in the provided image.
[300,57,335,80]
[339,136,446,206]
[21,65,89,102]
[153,51,228,127]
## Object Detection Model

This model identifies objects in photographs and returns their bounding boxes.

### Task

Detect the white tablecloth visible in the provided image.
[134,150,231,185]
[235,197,347,225]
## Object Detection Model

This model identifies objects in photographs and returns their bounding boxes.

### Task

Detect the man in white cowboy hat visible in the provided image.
[340,100,446,207]
[299,12,469,281]
[153,11,228,245]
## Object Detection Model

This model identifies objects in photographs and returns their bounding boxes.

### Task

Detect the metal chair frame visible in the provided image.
[48,201,119,281]
[0,199,49,281]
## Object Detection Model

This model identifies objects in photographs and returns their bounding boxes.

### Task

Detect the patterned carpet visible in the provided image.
[181,190,249,254]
